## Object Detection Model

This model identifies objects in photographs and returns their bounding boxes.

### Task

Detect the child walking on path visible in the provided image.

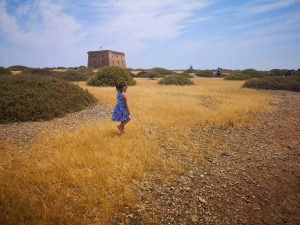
[112,82,131,135]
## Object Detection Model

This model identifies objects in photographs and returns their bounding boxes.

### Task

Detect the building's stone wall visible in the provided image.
[87,50,126,68]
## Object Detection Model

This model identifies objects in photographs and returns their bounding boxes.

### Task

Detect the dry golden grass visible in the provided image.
[0,78,274,225]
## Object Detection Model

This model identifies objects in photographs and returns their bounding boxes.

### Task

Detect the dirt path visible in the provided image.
[119,90,300,225]
[0,104,113,149]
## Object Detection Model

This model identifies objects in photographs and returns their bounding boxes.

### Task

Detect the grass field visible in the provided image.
[0,78,274,225]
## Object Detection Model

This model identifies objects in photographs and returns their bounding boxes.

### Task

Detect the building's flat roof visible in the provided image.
[87,50,125,55]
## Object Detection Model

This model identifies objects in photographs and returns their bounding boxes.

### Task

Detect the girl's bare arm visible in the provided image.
[123,94,131,115]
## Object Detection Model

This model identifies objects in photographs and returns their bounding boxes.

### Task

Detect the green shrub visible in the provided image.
[87,66,136,86]
[0,76,97,123]
[242,69,268,78]
[243,76,300,92]
[0,67,12,75]
[77,68,96,77]
[135,70,165,78]
[158,75,194,85]
[224,72,251,80]
[179,72,194,78]
[149,67,173,76]
[136,71,149,78]
[148,70,165,78]
[270,69,289,76]
[195,70,213,77]
[21,68,55,76]
[20,68,90,81]
[7,65,29,71]
[225,69,268,80]
[58,70,90,81]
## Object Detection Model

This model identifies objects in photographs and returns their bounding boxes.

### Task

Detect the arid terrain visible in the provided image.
[0,78,299,225]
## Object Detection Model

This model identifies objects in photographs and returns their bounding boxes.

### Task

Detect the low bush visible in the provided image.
[20,68,90,81]
[59,70,90,81]
[136,71,149,78]
[179,72,194,78]
[21,68,54,76]
[224,69,268,80]
[149,67,173,76]
[242,69,268,78]
[0,67,12,75]
[224,72,251,80]
[77,68,96,77]
[148,70,165,78]
[0,75,97,123]
[135,70,164,78]
[158,75,194,85]
[270,69,290,76]
[243,75,300,92]
[195,70,213,77]
[7,65,29,71]
[87,66,136,86]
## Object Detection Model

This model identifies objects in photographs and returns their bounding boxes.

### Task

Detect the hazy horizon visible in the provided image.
[0,0,300,70]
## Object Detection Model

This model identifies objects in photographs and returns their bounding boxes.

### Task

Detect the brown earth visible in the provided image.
[0,104,113,150]
[115,90,300,225]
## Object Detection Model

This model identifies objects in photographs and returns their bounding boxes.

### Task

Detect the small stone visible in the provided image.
[198,196,206,204]
[191,214,199,222]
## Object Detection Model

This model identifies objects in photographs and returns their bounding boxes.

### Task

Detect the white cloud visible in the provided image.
[242,0,297,14]
[0,0,84,66]
[84,0,213,53]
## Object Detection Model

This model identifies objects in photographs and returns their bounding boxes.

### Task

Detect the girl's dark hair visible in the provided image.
[116,81,127,91]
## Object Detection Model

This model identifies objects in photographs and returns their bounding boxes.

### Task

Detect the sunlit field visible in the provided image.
[0,78,274,225]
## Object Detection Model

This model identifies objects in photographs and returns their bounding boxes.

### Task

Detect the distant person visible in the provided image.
[112,81,132,135]
[212,70,217,77]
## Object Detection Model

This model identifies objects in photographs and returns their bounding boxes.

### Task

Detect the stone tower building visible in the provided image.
[87,50,126,68]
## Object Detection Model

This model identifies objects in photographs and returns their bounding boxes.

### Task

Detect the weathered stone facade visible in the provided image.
[87,50,126,68]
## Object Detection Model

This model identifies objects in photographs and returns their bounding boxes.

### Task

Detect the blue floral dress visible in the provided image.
[112,92,129,122]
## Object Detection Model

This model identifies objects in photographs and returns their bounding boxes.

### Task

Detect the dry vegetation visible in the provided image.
[0,78,274,225]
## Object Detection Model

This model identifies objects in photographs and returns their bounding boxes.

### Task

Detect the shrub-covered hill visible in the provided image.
[243,75,300,92]
[0,75,97,123]
[88,66,136,86]
[158,75,194,85]
[224,69,268,80]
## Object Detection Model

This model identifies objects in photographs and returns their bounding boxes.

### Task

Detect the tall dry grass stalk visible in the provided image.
[0,78,274,224]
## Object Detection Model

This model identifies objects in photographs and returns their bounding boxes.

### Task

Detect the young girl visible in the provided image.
[112,81,131,135]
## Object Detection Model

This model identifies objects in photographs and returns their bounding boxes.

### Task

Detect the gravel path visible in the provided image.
[116,90,300,225]
[0,104,113,149]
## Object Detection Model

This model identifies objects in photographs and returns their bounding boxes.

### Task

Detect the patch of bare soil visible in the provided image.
[0,104,113,150]
[118,90,300,225]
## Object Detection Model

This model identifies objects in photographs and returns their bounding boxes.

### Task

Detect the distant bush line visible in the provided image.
[159,75,194,85]
[20,68,94,81]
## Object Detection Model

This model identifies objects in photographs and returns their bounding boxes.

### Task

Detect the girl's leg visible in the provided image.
[117,123,123,133]
[120,119,130,133]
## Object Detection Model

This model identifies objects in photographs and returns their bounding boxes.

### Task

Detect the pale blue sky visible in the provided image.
[0,0,299,70]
